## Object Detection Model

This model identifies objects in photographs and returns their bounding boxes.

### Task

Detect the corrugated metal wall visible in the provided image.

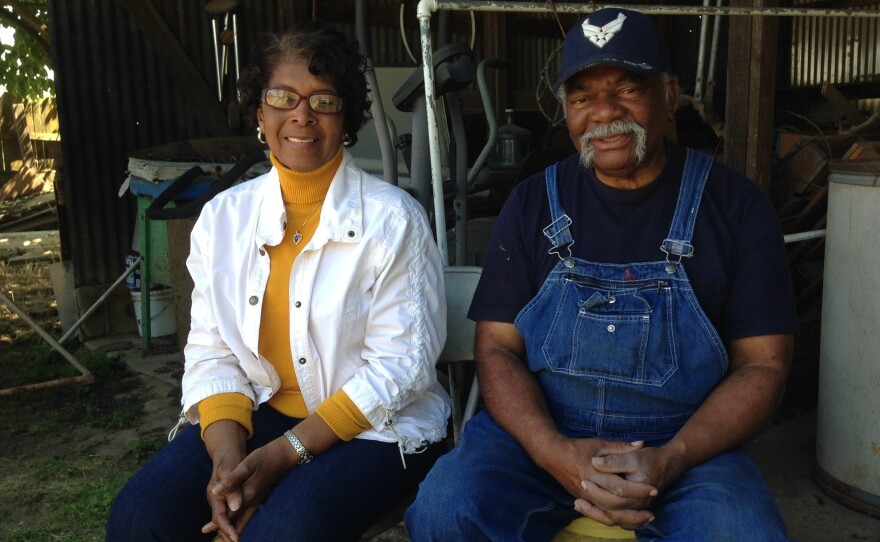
[47,0,318,288]
[790,2,880,113]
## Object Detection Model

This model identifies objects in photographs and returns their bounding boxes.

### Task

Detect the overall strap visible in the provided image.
[542,164,574,260]
[660,149,714,273]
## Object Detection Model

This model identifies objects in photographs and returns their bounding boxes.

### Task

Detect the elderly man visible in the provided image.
[406,8,796,541]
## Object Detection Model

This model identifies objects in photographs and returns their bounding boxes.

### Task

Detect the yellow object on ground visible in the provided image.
[552,517,637,541]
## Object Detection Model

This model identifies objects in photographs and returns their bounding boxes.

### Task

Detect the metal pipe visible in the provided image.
[706,0,724,108]
[211,18,222,100]
[469,59,500,183]
[784,229,826,244]
[427,2,880,18]
[58,256,141,345]
[447,93,469,265]
[694,0,712,102]
[417,0,450,266]
[220,13,230,102]
[232,14,241,100]
[357,0,398,185]
[409,98,434,214]
[141,205,152,347]
[0,291,92,378]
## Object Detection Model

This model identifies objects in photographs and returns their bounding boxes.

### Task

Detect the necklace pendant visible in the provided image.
[293,232,303,244]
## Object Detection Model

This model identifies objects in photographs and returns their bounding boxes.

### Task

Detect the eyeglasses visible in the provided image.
[261,88,344,114]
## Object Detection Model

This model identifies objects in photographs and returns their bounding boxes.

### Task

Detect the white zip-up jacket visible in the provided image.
[181,151,450,452]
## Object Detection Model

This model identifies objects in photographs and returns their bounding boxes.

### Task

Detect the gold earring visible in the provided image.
[257,127,267,144]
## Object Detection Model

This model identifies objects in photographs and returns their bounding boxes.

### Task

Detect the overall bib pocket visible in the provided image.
[540,276,677,385]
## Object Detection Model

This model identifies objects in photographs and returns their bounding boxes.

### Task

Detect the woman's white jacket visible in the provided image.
[181,151,450,452]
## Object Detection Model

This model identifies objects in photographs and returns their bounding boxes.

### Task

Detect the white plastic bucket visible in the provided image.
[130,288,177,338]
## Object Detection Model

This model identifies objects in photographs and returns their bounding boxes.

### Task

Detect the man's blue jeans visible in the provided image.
[405,411,791,542]
[107,406,444,541]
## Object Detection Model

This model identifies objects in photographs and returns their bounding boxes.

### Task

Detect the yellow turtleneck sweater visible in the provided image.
[198,148,371,441]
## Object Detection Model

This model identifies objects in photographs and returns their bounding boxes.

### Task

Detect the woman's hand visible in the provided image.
[203,436,299,541]
[201,421,248,542]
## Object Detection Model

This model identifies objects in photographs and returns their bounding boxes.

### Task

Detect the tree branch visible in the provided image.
[1,1,52,56]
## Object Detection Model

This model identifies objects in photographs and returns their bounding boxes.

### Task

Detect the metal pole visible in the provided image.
[694,0,712,102]
[232,14,241,101]
[57,256,141,345]
[706,0,725,109]
[429,2,880,18]
[141,201,152,348]
[417,0,450,266]
[0,292,93,379]
[357,0,399,186]
[211,18,222,99]
[469,59,500,184]
[784,229,826,244]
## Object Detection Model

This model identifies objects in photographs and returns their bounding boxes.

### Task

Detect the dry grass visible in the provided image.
[0,258,60,347]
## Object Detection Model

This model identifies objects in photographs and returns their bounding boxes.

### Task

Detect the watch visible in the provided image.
[283,430,314,465]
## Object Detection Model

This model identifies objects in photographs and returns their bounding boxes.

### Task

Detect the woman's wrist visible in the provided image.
[282,430,314,466]
[203,420,247,459]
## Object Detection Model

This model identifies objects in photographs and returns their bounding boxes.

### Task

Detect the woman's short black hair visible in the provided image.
[239,20,371,146]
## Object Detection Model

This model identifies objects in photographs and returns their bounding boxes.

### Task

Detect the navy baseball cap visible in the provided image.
[553,8,671,93]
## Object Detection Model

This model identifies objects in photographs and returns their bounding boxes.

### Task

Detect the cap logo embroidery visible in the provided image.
[582,13,627,48]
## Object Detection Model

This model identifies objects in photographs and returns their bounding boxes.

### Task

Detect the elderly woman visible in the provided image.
[107,21,450,542]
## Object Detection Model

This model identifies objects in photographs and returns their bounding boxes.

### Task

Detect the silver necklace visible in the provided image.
[292,202,322,245]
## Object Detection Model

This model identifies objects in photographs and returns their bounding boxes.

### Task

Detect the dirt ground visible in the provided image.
[0,255,182,540]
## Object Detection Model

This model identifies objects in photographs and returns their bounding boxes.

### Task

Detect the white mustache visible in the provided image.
[581,120,643,143]
[578,120,647,169]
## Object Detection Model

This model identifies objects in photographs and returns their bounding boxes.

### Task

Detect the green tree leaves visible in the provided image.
[1,1,54,99]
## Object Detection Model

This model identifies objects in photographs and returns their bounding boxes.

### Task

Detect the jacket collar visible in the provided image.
[254,150,363,250]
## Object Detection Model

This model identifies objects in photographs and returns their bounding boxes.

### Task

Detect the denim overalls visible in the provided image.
[514,149,726,444]
[406,149,792,541]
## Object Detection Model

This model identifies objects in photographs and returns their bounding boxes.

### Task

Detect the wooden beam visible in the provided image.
[821,81,868,127]
[119,0,235,136]
[723,0,778,191]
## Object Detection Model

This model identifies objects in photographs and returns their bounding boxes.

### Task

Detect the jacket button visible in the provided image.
[295,301,301,308]
[298,357,307,364]
[259,248,266,256]
[347,230,355,237]
[249,296,259,305]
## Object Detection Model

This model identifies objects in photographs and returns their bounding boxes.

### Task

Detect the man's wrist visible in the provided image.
[529,430,571,472]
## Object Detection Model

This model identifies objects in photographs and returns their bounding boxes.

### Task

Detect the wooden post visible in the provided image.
[13,103,35,169]
[723,0,778,191]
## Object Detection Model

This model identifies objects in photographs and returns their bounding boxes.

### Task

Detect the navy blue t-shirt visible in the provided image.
[468,143,798,342]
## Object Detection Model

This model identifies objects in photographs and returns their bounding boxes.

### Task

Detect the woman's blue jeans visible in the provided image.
[405,411,791,542]
[107,405,444,541]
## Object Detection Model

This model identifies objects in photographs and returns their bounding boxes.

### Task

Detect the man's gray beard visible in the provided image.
[578,120,647,170]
